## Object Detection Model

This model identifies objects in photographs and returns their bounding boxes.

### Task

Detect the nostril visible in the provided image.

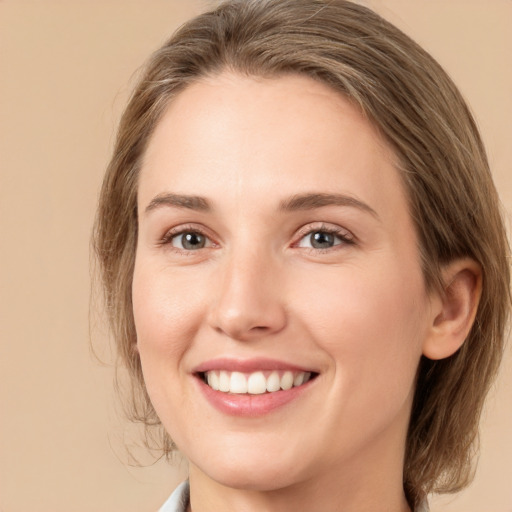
[207,274,288,341]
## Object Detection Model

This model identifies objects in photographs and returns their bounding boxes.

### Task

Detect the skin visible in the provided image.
[132,73,480,512]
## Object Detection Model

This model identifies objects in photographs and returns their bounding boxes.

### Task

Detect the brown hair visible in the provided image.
[93,0,510,504]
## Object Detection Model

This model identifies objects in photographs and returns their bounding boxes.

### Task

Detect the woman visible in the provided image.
[93,1,510,510]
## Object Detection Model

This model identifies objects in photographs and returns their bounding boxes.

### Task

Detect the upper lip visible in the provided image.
[192,357,316,374]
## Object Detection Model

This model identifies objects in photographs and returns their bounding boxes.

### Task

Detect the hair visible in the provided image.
[93,0,510,505]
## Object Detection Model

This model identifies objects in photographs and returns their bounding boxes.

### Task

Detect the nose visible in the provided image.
[207,248,287,341]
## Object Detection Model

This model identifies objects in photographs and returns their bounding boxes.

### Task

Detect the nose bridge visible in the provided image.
[209,242,286,340]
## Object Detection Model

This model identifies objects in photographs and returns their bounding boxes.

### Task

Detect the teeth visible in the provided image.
[203,370,313,395]
[207,371,219,390]
[266,371,281,392]
[280,371,294,390]
[293,372,304,386]
[230,372,247,393]
[247,372,267,394]
[219,371,230,392]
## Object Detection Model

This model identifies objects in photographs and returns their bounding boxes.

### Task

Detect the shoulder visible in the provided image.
[158,481,190,512]
[416,496,430,512]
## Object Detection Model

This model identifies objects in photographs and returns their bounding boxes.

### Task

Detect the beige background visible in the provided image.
[0,1,510,511]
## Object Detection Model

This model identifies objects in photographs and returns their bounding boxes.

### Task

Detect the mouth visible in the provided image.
[198,369,317,395]
[193,358,319,416]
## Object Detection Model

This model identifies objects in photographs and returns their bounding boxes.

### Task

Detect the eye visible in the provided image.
[168,230,211,250]
[296,227,353,250]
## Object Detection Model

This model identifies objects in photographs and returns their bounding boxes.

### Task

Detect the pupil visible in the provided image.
[182,232,205,250]
[311,231,334,249]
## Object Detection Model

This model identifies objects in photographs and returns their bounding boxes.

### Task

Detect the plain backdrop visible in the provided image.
[0,1,511,511]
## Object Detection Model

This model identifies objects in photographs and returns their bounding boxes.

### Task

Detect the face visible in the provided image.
[133,73,434,492]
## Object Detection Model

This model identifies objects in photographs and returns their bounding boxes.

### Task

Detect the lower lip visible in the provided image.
[196,376,314,417]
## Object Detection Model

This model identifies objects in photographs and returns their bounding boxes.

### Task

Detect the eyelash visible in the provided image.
[159,223,355,254]
[159,224,215,253]
[292,223,355,252]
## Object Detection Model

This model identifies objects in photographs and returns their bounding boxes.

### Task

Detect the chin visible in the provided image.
[210,468,301,492]
[190,447,308,492]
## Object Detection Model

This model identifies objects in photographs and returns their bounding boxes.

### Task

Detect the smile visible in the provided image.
[201,370,313,395]
[194,359,319,416]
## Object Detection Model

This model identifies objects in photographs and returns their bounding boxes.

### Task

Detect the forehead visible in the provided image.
[139,72,407,222]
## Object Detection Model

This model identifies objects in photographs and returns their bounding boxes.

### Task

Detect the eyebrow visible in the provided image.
[279,192,379,218]
[144,191,378,218]
[144,193,211,214]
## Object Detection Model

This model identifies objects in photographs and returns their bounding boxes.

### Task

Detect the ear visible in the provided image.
[422,259,482,360]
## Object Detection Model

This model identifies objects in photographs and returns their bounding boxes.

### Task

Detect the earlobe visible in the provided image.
[422,259,482,360]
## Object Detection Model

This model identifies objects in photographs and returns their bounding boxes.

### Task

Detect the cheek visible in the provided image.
[133,262,200,342]
[295,261,427,394]
[131,264,201,384]
[131,264,207,434]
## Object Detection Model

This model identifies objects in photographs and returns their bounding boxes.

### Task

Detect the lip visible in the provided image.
[192,358,318,417]
[193,357,313,373]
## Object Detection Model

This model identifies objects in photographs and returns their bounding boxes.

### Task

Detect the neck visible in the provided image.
[188,471,411,512]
